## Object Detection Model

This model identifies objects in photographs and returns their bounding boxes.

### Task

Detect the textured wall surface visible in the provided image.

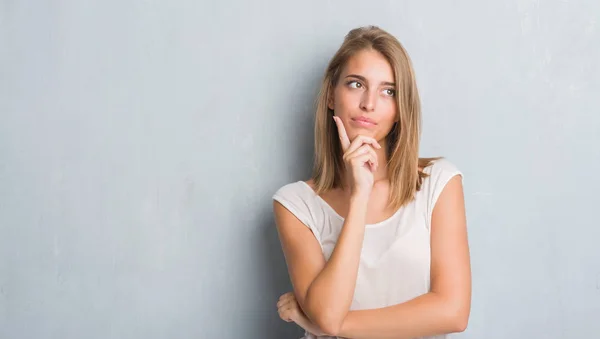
[1,1,599,338]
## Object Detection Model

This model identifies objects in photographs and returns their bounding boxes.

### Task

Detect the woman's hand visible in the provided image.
[277,292,327,336]
[333,115,381,198]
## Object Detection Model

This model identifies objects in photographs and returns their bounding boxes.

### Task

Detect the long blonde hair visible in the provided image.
[312,25,440,210]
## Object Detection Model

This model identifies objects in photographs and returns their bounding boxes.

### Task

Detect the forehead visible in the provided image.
[340,49,395,82]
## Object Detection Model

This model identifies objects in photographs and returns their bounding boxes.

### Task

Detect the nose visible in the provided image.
[360,89,376,112]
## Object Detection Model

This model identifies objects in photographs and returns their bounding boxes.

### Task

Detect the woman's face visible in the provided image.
[329,49,398,143]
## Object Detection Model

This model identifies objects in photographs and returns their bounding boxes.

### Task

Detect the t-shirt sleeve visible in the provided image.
[272,183,322,244]
[424,158,464,228]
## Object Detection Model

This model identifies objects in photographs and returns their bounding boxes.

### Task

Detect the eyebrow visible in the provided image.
[345,74,396,87]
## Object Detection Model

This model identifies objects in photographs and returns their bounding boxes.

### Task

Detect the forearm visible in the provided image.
[294,314,328,337]
[338,292,467,339]
[304,194,368,333]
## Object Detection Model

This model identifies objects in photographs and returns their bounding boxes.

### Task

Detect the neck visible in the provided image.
[371,136,390,181]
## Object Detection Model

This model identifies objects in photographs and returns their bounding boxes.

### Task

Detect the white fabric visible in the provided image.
[272,158,463,339]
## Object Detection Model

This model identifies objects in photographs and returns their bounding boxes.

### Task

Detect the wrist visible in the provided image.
[348,194,369,223]
[350,191,370,204]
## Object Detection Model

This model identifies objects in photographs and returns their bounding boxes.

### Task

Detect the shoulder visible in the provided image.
[305,178,316,189]
[272,179,318,218]
[272,180,312,200]
[423,157,462,178]
[272,179,322,241]
[420,158,464,224]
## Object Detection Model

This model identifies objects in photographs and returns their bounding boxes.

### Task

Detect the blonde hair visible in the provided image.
[312,25,440,211]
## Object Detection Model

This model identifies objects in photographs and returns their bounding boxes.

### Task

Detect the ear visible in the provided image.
[327,88,335,111]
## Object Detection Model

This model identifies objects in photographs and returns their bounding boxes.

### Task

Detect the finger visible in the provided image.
[283,292,294,302]
[368,159,377,172]
[333,116,351,151]
[345,135,382,156]
[345,144,377,161]
[277,303,288,313]
[278,308,293,322]
[345,144,378,168]
[345,149,377,171]
[278,292,293,303]
[366,154,378,173]
[350,153,378,171]
[278,305,295,322]
[277,299,295,310]
[277,296,293,308]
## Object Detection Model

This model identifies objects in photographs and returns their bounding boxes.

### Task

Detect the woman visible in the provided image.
[272,26,471,339]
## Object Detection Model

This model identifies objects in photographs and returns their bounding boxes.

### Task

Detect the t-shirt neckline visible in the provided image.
[297,181,403,228]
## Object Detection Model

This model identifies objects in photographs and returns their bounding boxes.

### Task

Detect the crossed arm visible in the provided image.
[273,175,471,338]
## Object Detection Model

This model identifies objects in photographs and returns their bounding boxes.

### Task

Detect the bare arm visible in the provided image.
[273,194,368,335]
[334,175,471,338]
[274,116,382,334]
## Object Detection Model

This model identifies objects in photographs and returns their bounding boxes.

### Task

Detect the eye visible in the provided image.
[383,88,396,97]
[347,81,363,89]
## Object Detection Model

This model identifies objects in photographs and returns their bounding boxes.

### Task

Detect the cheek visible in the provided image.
[378,100,398,132]
[380,98,397,120]
[332,92,350,116]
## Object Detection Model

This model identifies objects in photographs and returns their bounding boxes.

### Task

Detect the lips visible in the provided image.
[352,116,376,125]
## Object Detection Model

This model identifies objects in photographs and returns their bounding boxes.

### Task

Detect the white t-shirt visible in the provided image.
[272,158,463,339]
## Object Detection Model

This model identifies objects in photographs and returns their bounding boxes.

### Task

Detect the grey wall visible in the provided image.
[1,1,599,338]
